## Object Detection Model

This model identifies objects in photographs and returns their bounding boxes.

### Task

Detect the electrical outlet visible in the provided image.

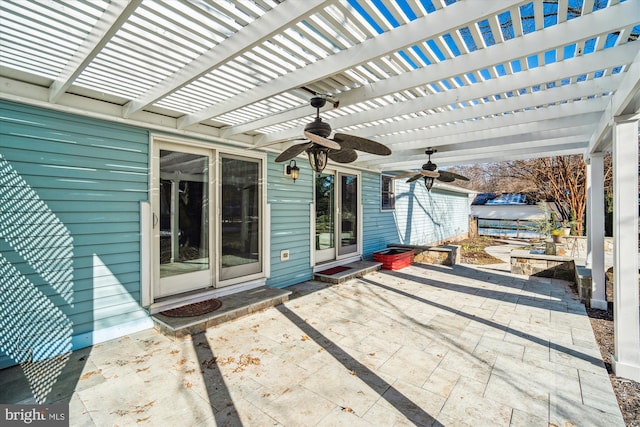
[280,250,290,261]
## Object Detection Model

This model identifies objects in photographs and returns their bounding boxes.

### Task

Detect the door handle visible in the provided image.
[153,213,158,228]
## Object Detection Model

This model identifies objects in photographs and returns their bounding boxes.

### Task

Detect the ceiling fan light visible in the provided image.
[286,160,300,182]
[307,146,329,173]
[423,176,435,191]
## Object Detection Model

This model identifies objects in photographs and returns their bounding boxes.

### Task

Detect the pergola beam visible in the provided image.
[256,72,620,147]
[361,123,595,167]
[177,0,521,129]
[352,74,621,140]
[384,143,586,170]
[331,43,634,134]
[371,137,588,170]
[377,101,607,150]
[588,48,640,154]
[252,4,636,144]
[49,1,141,103]
[123,0,329,118]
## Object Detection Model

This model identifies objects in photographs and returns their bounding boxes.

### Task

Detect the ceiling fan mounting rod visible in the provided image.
[310,96,326,110]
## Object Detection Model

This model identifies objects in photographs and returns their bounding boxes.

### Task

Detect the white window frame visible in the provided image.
[147,134,268,306]
[381,174,395,211]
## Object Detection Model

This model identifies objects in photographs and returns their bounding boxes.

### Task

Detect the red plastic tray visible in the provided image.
[373,248,414,270]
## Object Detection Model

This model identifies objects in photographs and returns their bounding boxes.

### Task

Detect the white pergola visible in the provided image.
[1,0,639,380]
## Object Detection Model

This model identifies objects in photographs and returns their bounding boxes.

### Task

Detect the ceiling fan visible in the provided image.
[397,148,469,191]
[275,96,391,173]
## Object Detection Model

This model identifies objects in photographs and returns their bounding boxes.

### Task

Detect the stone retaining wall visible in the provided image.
[562,236,614,255]
[510,250,576,282]
[389,244,460,266]
[574,266,592,304]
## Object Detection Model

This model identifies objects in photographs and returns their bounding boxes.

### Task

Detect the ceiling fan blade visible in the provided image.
[437,170,470,181]
[275,142,312,162]
[435,174,455,183]
[406,174,423,183]
[393,171,420,179]
[328,148,358,163]
[248,137,305,150]
[304,131,340,150]
[420,170,440,178]
[333,133,391,156]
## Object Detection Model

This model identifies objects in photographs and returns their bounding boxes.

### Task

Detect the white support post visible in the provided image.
[611,117,640,381]
[588,153,607,310]
[586,156,593,267]
[140,201,151,307]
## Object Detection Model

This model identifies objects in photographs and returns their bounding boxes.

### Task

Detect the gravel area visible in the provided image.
[586,308,640,427]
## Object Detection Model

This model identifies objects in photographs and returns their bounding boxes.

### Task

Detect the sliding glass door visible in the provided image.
[338,172,358,256]
[315,170,359,264]
[220,155,262,280]
[315,172,335,263]
[152,141,264,299]
[155,145,211,298]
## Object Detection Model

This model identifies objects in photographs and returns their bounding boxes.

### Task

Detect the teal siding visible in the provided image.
[268,168,469,277]
[266,154,314,288]
[362,171,402,255]
[362,171,470,259]
[0,100,470,370]
[0,101,149,369]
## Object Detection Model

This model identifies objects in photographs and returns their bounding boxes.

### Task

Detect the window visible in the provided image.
[381,175,395,211]
[220,155,262,280]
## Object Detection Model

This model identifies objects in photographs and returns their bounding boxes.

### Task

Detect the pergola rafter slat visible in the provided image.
[0,0,636,169]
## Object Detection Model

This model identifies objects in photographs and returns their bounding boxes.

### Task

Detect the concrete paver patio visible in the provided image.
[1,263,624,426]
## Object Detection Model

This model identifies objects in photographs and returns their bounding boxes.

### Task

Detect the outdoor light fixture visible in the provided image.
[306,145,329,173]
[423,175,435,191]
[286,160,300,182]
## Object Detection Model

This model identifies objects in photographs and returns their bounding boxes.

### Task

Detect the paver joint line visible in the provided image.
[0,263,624,426]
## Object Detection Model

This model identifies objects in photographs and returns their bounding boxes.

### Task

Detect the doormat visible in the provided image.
[317,266,351,275]
[160,299,222,318]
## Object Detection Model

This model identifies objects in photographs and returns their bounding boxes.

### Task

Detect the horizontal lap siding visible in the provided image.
[362,172,401,256]
[266,155,313,288]
[362,172,470,258]
[393,181,470,245]
[0,101,149,368]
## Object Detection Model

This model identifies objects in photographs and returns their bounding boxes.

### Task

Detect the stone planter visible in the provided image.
[510,250,576,282]
[387,244,459,266]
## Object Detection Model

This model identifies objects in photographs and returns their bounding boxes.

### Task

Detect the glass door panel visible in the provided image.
[156,148,210,297]
[338,173,358,256]
[220,156,262,281]
[315,173,335,263]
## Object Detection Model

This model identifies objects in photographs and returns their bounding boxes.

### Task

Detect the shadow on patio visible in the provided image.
[0,263,625,426]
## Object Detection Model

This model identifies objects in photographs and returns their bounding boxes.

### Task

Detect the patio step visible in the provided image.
[152,286,291,338]
[313,260,382,284]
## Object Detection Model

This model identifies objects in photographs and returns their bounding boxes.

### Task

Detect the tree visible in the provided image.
[504,156,587,235]
[452,155,592,235]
